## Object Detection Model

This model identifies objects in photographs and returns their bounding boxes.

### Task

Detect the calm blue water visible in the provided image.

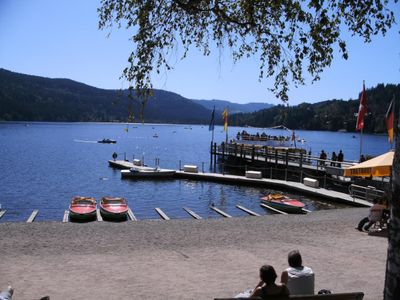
[0,122,390,222]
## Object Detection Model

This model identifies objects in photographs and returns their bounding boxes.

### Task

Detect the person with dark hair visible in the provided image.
[249,265,289,298]
[337,150,344,167]
[281,250,314,295]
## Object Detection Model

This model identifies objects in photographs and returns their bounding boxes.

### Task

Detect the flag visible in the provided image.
[222,108,228,132]
[356,82,367,131]
[385,96,395,143]
[209,106,215,131]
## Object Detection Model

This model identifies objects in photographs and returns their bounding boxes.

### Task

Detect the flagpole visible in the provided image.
[359,128,363,159]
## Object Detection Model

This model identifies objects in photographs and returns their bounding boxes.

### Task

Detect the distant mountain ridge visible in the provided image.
[191,99,273,114]
[0,68,211,123]
[0,68,271,123]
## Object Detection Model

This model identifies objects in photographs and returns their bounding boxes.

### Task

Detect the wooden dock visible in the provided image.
[155,208,170,220]
[27,209,38,223]
[210,205,232,218]
[236,205,260,216]
[183,207,202,220]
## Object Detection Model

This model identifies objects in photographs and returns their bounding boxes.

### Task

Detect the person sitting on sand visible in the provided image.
[357,198,387,232]
[249,265,289,298]
[0,286,13,300]
[281,250,314,295]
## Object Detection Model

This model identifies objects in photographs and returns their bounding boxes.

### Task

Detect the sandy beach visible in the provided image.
[0,207,387,300]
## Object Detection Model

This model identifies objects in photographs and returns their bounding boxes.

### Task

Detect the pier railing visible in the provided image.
[214,142,356,170]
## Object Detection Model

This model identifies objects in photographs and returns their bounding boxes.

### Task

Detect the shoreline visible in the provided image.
[0,207,386,300]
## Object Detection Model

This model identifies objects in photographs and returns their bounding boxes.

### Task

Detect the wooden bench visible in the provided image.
[215,292,364,300]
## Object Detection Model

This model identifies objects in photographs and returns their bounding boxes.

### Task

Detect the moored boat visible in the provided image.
[98,138,116,144]
[100,196,128,220]
[69,196,97,221]
[121,166,176,179]
[261,193,305,214]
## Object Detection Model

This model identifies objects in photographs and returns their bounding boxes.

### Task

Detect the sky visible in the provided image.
[0,0,399,105]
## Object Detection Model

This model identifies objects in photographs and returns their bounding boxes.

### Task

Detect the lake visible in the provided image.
[0,122,391,222]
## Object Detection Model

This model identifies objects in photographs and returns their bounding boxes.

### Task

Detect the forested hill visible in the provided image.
[192,99,273,114]
[231,83,400,133]
[0,68,212,124]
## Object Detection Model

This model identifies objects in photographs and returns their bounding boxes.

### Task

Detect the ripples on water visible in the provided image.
[0,122,389,222]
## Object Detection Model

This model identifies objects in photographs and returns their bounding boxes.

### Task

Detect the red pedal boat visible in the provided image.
[69,196,97,221]
[261,193,305,214]
[100,197,128,220]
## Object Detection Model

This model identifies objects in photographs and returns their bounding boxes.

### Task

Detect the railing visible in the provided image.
[348,184,385,202]
[215,142,356,170]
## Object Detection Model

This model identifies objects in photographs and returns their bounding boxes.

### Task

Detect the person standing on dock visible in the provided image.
[330,152,337,166]
[337,150,344,167]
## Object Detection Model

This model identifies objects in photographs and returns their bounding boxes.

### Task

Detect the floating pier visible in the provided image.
[96,209,103,222]
[210,205,232,218]
[236,205,260,216]
[183,207,202,220]
[155,208,170,220]
[127,208,137,221]
[63,210,69,223]
[26,209,39,223]
[260,203,288,215]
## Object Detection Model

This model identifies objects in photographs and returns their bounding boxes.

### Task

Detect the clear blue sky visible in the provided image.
[0,0,399,105]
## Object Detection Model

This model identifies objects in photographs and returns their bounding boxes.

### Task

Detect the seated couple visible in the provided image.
[236,250,314,298]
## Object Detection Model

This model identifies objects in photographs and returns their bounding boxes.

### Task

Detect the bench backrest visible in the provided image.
[215,292,364,300]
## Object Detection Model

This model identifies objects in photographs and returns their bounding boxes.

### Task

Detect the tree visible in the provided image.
[98,1,399,298]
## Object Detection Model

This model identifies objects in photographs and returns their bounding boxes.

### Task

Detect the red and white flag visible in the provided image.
[356,82,367,131]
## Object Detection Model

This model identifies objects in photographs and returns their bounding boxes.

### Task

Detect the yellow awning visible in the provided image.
[343,151,394,177]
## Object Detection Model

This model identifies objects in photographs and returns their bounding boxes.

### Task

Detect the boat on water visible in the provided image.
[69,196,97,221]
[98,138,116,144]
[99,197,128,220]
[261,193,305,214]
[121,166,176,179]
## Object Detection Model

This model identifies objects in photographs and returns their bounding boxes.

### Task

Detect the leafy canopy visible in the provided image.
[98,0,396,101]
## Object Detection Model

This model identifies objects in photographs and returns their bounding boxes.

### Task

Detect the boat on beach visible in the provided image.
[121,166,176,179]
[98,138,116,144]
[69,196,97,221]
[100,197,129,220]
[261,193,305,214]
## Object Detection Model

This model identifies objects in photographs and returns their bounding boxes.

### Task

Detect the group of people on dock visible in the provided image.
[236,250,317,298]
[319,149,344,167]
[236,130,291,142]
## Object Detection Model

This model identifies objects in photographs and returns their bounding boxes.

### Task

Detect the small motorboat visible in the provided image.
[69,196,97,221]
[121,166,176,179]
[100,196,128,220]
[261,193,305,214]
[98,138,116,144]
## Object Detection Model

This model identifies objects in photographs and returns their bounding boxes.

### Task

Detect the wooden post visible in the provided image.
[202,162,204,173]
[210,141,213,168]
[222,142,225,162]
[300,152,303,168]
[222,163,225,175]
[179,160,181,170]
[300,170,303,183]
[213,143,217,169]
[324,174,327,188]
[240,144,244,159]
[285,169,288,181]
[270,167,273,179]
[285,150,289,167]
[264,147,268,177]
[251,145,255,162]
[234,143,238,157]
[275,149,278,167]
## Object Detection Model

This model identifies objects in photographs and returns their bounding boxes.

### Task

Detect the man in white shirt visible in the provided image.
[281,250,314,295]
